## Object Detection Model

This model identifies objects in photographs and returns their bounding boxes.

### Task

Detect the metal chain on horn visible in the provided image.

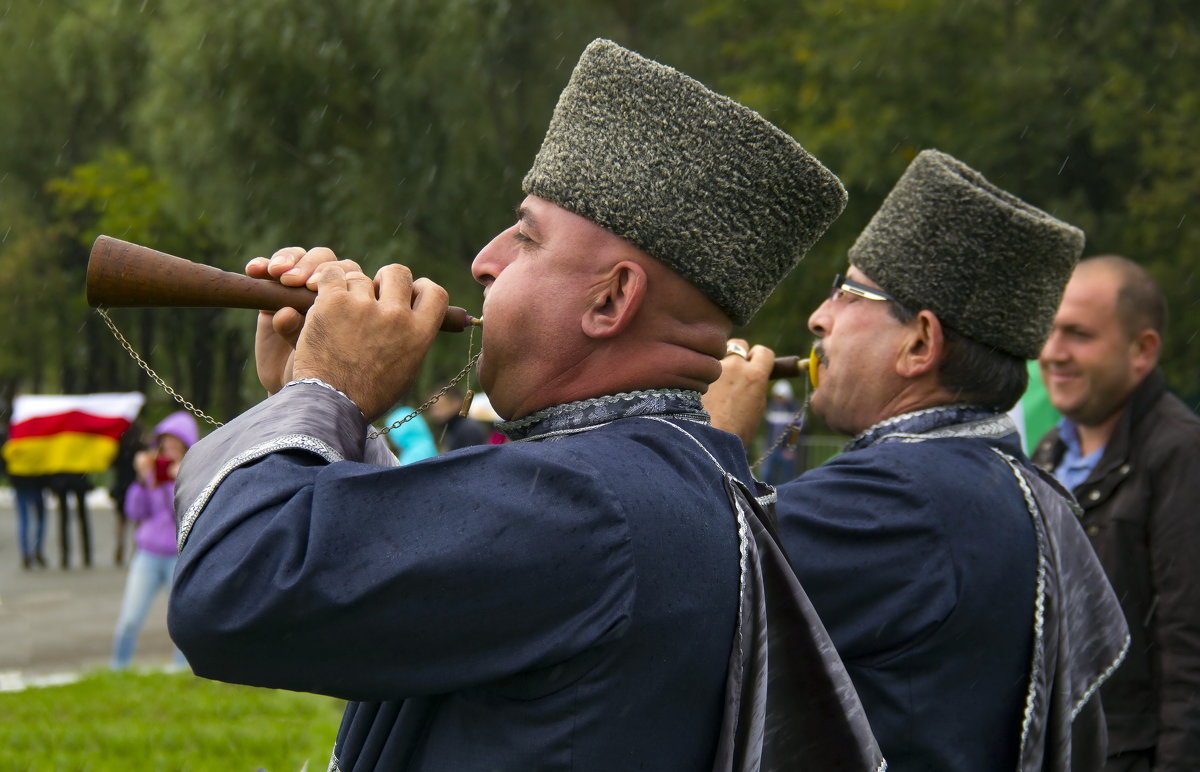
[97,307,225,427]
[366,351,482,440]
[368,322,481,440]
[750,391,812,471]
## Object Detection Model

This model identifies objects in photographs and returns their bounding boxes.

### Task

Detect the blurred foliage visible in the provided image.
[0,0,705,424]
[697,0,1199,405]
[0,0,1195,422]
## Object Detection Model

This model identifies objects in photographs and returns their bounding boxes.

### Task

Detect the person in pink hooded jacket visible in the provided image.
[110,410,198,669]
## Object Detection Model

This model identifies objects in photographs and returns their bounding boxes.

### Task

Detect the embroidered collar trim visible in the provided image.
[496,389,707,441]
[845,404,1016,452]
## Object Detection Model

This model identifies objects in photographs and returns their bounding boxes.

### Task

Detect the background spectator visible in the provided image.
[380,404,439,465]
[109,420,146,565]
[46,473,92,569]
[760,380,801,485]
[111,410,198,669]
[1034,255,1200,770]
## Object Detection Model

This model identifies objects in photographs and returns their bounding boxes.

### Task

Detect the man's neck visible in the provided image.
[1075,409,1123,457]
[501,341,720,422]
[874,383,962,429]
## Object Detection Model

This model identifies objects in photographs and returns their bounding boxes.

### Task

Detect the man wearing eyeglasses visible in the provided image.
[705,149,1130,771]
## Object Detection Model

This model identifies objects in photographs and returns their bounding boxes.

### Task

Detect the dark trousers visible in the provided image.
[48,475,92,568]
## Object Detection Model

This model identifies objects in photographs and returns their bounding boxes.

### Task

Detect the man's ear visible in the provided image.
[1130,328,1161,380]
[582,261,647,339]
[896,309,945,378]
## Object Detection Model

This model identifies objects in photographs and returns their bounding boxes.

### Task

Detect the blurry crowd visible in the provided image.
[1,387,504,571]
[0,387,504,670]
[380,387,506,465]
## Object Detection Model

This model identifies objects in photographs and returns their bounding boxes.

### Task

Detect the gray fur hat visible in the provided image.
[523,39,847,326]
[849,149,1085,359]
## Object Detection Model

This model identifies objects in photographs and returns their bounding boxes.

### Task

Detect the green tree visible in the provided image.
[0,0,709,418]
[698,0,1199,402]
[127,0,705,404]
[0,0,156,408]
[45,149,242,420]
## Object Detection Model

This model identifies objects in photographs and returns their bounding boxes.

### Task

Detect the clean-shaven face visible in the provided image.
[469,195,627,420]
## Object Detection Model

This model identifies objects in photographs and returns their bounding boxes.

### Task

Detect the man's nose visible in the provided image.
[808,298,833,337]
[1039,330,1066,363]
[470,228,514,287]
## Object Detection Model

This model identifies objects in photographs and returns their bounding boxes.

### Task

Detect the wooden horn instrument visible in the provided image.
[770,356,804,381]
[85,235,480,332]
[769,350,819,386]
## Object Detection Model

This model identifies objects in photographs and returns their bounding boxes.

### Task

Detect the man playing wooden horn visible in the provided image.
[707,149,1130,772]
[168,39,881,771]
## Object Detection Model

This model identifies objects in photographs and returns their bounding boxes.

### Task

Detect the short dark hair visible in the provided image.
[888,303,1028,411]
[1084,255,1168,342]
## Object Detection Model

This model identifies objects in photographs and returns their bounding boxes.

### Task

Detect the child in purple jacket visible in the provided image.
[110,411,198,669]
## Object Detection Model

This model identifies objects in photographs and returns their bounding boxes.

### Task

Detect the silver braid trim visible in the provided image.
[728,472,751,683]
[993,448,1049,763]
[496,388,702,433]
[281,377,369,423]
[846,404,965,445]
[993,449,1132,728]
[510,420,618,443]
[177,434,344,551]
[875,414,1016,444]
[1070,633,1130,721]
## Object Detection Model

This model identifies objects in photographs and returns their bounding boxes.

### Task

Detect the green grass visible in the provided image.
[0,669,343,771]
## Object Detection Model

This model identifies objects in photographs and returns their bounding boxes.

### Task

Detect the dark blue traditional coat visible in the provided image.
[169,383,881,771]
[775,407,1130,772]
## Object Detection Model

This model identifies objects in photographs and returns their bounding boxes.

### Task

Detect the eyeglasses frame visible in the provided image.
[830,272,897,304]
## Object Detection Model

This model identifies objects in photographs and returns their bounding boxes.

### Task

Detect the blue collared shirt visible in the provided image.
[1053,417,1106,492]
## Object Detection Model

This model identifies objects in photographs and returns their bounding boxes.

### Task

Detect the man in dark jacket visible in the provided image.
[707,149,1130,771]
[1034,255,1200,772]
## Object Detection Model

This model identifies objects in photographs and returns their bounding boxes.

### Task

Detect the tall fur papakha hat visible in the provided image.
[849,149,1085,359]
[523,39,847,326]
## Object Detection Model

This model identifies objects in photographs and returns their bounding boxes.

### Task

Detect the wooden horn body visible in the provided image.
[86,235,475,332]
[768,353,818,386]
[770,356,802,381]
[86,236,804,368]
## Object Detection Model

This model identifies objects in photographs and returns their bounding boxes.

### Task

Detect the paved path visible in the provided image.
[0,487,177,690]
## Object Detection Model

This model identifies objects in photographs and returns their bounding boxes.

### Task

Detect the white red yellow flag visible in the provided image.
[3,392,145,476]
